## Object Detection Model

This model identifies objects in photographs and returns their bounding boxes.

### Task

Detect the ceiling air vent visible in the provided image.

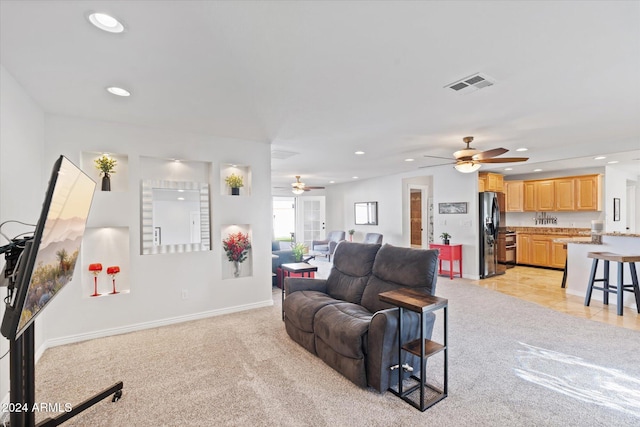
[445,73,496,94]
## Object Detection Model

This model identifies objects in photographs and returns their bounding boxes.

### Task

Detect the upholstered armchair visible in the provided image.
[363,233,383,244]
[311,231,345,261]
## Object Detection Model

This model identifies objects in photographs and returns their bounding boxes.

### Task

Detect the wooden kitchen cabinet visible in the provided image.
[478,172,504,192]
[505,180,524,212]
[554,178,575,211]
[523,181,536,211]
[516,234,532,264]
[535,180,555,211]
[531,235,550,266]
[575,174,602,211]
[550,241,568,269]
[516,233,569,269]
[511,173,602,212]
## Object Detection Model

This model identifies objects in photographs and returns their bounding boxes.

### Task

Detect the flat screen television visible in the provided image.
[1,155,95,340]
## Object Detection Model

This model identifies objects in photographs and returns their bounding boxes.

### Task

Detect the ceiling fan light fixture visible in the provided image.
[292,188,304,195]
[454,162,481,173]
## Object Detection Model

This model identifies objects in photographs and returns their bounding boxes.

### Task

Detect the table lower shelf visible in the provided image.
[389,376,447,411]
[402,339,445,358]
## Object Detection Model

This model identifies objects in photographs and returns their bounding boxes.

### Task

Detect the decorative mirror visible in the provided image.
[354,202,378,225]
[141,180,211,254]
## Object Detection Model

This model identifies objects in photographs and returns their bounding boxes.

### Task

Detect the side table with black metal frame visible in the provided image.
[379,288,448,411]
[280,262,318,321]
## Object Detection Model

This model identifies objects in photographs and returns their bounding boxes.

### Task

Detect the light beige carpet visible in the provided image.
[32,276,640,426]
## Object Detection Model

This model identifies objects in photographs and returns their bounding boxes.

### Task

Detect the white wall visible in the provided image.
[604,165,639,233]
[39,115,273,344]
[0,80,272,404]
[0,65,46,405]
[326,165,480,279]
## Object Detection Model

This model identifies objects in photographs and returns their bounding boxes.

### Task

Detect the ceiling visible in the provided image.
[1,1,639,195]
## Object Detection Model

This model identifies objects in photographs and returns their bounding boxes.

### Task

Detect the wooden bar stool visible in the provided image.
[584,252,640,316]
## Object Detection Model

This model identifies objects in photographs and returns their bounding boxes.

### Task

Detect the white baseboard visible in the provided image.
[45,298,274,349]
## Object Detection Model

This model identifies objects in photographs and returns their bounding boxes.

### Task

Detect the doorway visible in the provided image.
[408,185,430,248]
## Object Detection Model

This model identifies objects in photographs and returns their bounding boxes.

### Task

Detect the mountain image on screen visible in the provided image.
[17,157,95,333]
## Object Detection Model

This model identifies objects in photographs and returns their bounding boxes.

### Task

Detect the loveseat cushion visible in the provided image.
[314,303,373,359]
[326,242,381,304]
[283,291,342,333]
[361,245,439,313]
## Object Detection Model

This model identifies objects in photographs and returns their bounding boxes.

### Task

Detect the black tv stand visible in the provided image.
[7,323,123,427]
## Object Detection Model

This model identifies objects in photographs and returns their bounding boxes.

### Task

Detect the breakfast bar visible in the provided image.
[560,233,640,311]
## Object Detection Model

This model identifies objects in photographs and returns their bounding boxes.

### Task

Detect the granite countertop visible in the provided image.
[553,237,599,245]
[602,232,640,238]
[510,227,590,236]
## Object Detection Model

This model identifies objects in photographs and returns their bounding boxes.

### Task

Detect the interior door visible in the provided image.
[296,196,326,247]
[410,190,422,247]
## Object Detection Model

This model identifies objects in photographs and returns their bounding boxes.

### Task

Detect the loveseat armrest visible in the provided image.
[366,307,435,392]
[285,277,328,295]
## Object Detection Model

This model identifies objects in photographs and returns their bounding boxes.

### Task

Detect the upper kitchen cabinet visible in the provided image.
[478,172,504,193]
[505,180,524,212]
[575,174,602,211]
[505,173,602,212]
[554,178,575,211]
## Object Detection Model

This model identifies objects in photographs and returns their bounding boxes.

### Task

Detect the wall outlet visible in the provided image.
[181,289,188,300]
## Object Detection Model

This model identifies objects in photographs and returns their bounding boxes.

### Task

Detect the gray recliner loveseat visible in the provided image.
[283,241,439,392]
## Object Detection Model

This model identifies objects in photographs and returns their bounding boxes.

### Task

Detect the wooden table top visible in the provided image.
[281,262,318,273]
[379,288,447,313]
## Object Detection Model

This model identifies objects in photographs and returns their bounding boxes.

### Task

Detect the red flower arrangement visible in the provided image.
[222,231,251,263]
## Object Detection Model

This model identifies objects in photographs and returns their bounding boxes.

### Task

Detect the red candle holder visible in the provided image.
[88,263,103,297]
[107,266,120,294]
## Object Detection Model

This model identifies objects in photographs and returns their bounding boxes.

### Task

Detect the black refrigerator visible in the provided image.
[479,192,506,278]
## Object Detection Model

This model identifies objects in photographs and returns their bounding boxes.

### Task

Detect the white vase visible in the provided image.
[233,261,240,277]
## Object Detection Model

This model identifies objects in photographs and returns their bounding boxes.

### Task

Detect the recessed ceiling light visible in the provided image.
[107,86,131,97]
[329,180,335,184]
[533,169,542,172]
[352,176,359,179]
[355,151,365,155]
[405,158,415,162]
[607,160,619,164]
[594,156,606,160]
[177,197,185,201]
[88,12,124,33]
[516,148,528,152]
[504,167,513,171]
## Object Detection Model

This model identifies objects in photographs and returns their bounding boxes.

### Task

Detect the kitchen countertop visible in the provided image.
[510,227,590,236]
[602,232,640,238]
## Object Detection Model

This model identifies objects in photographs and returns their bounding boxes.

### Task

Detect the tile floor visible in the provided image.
[467,266,640,331]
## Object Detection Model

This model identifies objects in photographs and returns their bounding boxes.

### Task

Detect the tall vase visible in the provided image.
[233,261,240,277]
[101,173,111,191]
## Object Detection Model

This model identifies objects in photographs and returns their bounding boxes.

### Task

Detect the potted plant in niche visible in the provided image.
[94,154,117,191]
[225,173,244,196]
[439,232,452,245]
[222,231,251,277]
[348,229,355,242]
[291,242,307,262]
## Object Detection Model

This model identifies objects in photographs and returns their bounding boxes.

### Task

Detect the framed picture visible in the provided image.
[354,202,378,225]
[613,198,620,222]
[439,202,468,214]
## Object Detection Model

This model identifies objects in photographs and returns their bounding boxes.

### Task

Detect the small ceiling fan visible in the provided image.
[424,136,529,173]
[291,176,325,194]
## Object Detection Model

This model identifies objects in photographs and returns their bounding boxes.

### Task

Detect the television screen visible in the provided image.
[1,155,95,340]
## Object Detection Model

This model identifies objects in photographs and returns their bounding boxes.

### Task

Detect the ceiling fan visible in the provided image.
[424,136,529,173]
[291,176,325,194]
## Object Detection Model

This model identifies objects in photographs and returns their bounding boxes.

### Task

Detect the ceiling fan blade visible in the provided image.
[424,154,455,160]
[476,157,529,163]
[304,186,325,190]
[419,162,456,169]
[472,148,508,160]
